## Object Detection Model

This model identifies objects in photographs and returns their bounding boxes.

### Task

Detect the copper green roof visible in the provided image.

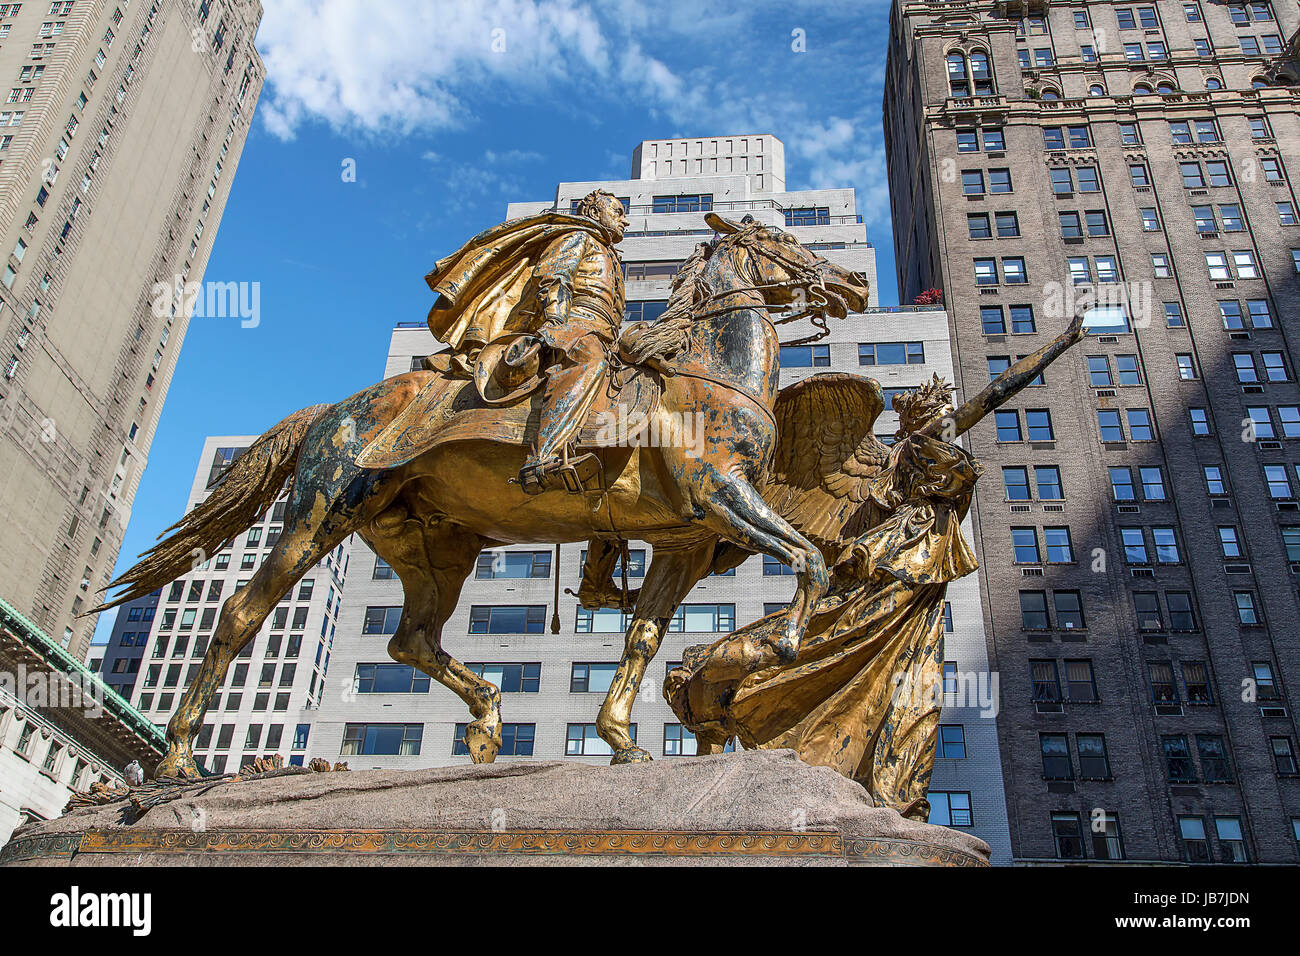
[0,594,165,754]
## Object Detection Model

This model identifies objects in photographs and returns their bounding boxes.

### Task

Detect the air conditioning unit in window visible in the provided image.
[1118,505,1141,514]
[1131,568,1155,578]
[1154,702,1184,717]
[1260,704,1289,719]
[1242,385,1264,394]
[1098,335,1119,344]
[1229,332,1251,340]
[1022,567,1044,577]
[1224,563,1251,575]
[1010,504,1031,513]
[1044,504,1065,512]
[1096,388,1116,397]
[1034,699,1064,714]
[1259,440,1281,449]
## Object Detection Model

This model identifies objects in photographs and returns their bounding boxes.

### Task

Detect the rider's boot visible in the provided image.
[518,343,608,495]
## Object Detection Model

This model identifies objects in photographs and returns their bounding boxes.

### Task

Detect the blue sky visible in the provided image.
[95,0,901,642]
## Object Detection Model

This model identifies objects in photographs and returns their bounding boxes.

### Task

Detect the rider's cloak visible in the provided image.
[424,212,611,354]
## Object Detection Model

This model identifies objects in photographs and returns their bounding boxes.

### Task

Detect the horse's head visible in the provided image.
[704,212,871,319]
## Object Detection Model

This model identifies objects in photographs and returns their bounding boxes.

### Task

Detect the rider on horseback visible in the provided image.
[419,187,629,495]
[520,190,629,494]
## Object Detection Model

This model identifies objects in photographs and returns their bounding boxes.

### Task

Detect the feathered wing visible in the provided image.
[761,373,891,562]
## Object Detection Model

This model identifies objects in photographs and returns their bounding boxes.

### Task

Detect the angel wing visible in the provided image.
[762,373,892,561]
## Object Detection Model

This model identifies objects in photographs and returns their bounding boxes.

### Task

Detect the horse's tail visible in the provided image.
[93,403,332,613]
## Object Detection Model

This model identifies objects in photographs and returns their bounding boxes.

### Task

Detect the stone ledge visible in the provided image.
[2,749,989,867]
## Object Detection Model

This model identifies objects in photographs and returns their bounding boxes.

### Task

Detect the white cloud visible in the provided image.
[255,0,894,224]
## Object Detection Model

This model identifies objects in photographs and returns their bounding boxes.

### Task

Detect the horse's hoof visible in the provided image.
[611,746,652,765]
[154,750,201,781]
[464,717,502,764]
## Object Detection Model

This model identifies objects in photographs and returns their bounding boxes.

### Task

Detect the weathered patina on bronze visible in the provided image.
[96,189,1082,806]
[664,317,1084,819]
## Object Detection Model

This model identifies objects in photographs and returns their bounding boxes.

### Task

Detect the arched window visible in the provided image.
[948,50,995,97]
[1252,76,1270,88]
[1089,84,1106,96]
[1276,74,1295,87]
[1157,82,1177,94]
[948,53,968,95]
[969,51,993,94]
[1205,76,1223,90]
[1040,87,1061,100]
[1133,83,1153,95]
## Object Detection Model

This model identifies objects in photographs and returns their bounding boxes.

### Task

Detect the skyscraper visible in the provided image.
[885,0,1300,863]
[0,0,264,660]
[306,134,1015,861]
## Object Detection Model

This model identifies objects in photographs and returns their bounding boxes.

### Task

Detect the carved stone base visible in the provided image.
[0,749,989,866]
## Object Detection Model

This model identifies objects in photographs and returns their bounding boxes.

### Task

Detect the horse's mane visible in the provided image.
[617,240,714,369]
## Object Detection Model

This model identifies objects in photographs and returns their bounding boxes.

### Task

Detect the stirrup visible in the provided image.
[517,453,601,495]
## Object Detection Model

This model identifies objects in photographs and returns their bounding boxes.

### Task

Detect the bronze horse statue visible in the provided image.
[99,213,872,778]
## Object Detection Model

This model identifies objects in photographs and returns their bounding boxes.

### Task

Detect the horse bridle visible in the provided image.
[685,226,845,346]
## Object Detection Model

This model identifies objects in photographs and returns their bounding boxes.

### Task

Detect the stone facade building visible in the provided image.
[885,0,1300,862]
[0,0,264,661]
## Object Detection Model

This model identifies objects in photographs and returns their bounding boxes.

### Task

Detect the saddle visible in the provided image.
[354,357,662,471]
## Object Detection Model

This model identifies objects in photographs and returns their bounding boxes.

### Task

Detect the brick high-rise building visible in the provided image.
[885,0,1300,862]
[0,0,264,660]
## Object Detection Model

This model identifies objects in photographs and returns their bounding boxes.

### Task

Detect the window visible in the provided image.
[1129,164,1150,188]
[1098,409,1124,442]
[947,49,994,97]
[1176,354,1197,380]
[1012,527,1040,563]
[928,792,972,827]
[570,662,619,694]
[1278,203,1297,226]
[1025,409,1054,441]
[859,342,924,366]
[1078,735,1111,779]
[1093,813,1125,861]
[1020,590,1049,629]
[651,193,711,213]
[1234,591,1259,625]
[988,169,1012,193]
[1031,660,1061,705]
[1139,208,1161,232]
[1003,466,1030,500]
[780,344,830,367]
[1180,817,1210,863]
[1041,734,1072,779]
[1110,467,1136,501]
[340,723,423,756]
[937,725,966,759]
[1249,407,1275,440]
[670,604,735,632]
[1121,528,1149,564]
[1163,734,1196,781]
[1204,465,1226,496]
[962,170,984,195]
[1152,253,1171,278]
[967,213,991,239]
[475,550,551,579]
[1216,818,1248,863]
[663,724,697,756]
[469,605,547,634]
[1044,527,1073,563]
[1272,737,1298,776]
[1198,736,1233,782]
[354,664,430,694]
[566,722,634,756]
[981,306,1007,334]
[1140,467,1166,501]
[1052,813,1085,859]
[783,207,830,227]
[995,411,1022,442]
[362,606,401,634]
[1034,468,1066,504]
[1054,591,1085,629]
[467,663,541,693]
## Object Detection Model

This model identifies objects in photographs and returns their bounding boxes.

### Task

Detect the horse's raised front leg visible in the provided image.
[691,467,828,663]
[374,514,503,762]
[597,541,715,763]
